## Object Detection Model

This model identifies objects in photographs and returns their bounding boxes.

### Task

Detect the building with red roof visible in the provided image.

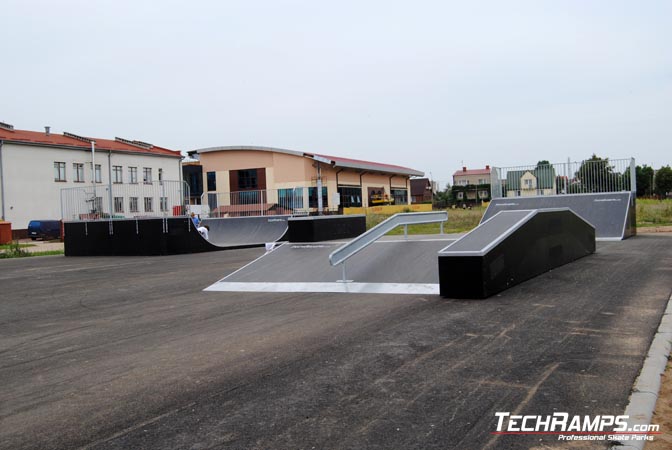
[190,145,424,213]
[0,121,182,235]
[451,166,493,203]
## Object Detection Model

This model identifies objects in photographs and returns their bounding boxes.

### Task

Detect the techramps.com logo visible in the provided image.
[492,412,661,443]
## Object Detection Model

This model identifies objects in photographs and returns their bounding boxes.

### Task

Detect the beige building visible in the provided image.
[191,146,423,215]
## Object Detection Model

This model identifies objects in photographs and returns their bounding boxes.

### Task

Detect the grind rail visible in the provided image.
[329,211,448,282]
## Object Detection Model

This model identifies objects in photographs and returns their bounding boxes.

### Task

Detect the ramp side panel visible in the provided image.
[202,215,290,246]
[440,209,596,299]
[483,192,634,239]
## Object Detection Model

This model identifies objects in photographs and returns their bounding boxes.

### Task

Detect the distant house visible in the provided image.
[506,166,557,197]
[410,178,433,203]
[451,166,492,203]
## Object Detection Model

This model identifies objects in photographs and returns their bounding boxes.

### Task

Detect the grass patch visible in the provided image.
[0,241,63,258]
[366,206,485,235]
[637,199,672,227]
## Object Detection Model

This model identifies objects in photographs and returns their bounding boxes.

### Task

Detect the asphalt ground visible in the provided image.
[1,235,671,450]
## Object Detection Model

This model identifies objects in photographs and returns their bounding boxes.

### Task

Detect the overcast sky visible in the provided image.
[2,0,670,188]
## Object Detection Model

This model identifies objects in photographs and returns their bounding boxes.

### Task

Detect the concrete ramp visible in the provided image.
[439,208,596,299]
[205,236,455,294]
[483,192,635,240]
[202,215,290,247]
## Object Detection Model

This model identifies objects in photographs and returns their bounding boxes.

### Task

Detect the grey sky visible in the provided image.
[2,0,670,188]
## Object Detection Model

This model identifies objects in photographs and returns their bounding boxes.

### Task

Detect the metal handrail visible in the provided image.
[329,211,448,281]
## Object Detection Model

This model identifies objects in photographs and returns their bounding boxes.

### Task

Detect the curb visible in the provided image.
[613,293,672,450]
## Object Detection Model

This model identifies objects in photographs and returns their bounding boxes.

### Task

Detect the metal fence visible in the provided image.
[490,158,635,199]
[202,188,335,217]
[60,180,190,221]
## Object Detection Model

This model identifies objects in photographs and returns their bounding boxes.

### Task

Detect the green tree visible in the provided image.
[635,165,655,197]
[575,154,623,193]
[654,166,672,197]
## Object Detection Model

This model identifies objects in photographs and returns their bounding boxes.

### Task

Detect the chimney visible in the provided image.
[486,165,490,170]
[45,126,50,136]
[462,166,467,172]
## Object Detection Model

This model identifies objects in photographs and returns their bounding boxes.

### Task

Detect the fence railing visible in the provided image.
[490,158,635,199]
[60,180,190,221]
[329,211,449,282]
[201,188,336,217]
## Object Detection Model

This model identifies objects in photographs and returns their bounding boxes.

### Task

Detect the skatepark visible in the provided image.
[3,167,672,449]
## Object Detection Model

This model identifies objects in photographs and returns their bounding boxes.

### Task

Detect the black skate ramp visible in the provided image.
[483,192,635,240]
[206,235,457,295]
[439,208,596,298]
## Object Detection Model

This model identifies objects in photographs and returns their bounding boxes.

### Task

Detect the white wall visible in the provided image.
[0,143,181,229]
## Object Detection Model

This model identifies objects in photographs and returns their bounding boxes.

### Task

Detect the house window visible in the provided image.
[113,166,123,184]
[457,192,464,200]
[129,167,138,184]
[479,190,490,198]
[238,169,258,190]
[129,197,139,213]
[143,168,152,184]
[308,187,328,209]
[391,188,408,205]
[524,179,533,188]
[144,197,153,212]
[94,164,102,183]
[458,179,468,186]
[206,171,216,191]
[114,197,124,213]
[478,178,487,185]
[74,163,85,182]
[158,168,163,182]
[160,197,168,212]
[278,188,304,210]
[54,162,66,181]
[337,186,362,208]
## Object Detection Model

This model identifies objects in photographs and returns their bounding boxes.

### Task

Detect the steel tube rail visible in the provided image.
[329,211,448,269]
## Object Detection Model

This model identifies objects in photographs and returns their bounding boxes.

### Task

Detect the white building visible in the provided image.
[0,122,183,235]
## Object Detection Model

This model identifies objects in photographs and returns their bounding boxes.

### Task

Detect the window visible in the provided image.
[54,162,66,181]
[113,166,123,183]
[160,197,168,212]
[457,192,464,200]
[524,179,532,188]
[92,197,103,213]
[158,168,163,182]
[114,197,124,213]
[143,167,152,184]
[478,178,487,185]
[144,197,153,212]
[94,164,102,183]
[206,171,216,191]
[238,169,258,190]
[391,188,408,205]
[278,188,304,210]
[74,163,85,182]
[129,197,139,213]
[129,167,138,184]
[308,187,328,209]
[479,190,490,198]
[458,179,468,186]
[337,186,362,208]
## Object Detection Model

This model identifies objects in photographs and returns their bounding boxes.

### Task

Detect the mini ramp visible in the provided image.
[483,192,635,240]
[202,215,290,247]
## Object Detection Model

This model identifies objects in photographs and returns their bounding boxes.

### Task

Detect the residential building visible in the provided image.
[190,145,423,215]
[410,178,433,203]
[451,165,492,203]
[0,122,182,235]
[505,166,557,197]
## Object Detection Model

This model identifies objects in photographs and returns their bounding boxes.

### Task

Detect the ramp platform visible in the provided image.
[483,192,635,240]
[205,236,456,294]
[202,215,290,247]
[439,208,596,299]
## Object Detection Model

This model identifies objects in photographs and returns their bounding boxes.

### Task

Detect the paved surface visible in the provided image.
[1,236,671,449]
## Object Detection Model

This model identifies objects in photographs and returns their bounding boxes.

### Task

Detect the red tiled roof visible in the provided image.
[312,153,424,177]
[0,128,181,157]
[452,168,491,176]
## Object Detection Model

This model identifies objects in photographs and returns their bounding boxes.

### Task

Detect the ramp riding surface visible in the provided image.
[483,192,636,240]
[201,215,290,247]
[1,235,671,449]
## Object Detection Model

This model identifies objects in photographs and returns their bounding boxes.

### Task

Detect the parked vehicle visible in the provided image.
[27,220,62,241]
